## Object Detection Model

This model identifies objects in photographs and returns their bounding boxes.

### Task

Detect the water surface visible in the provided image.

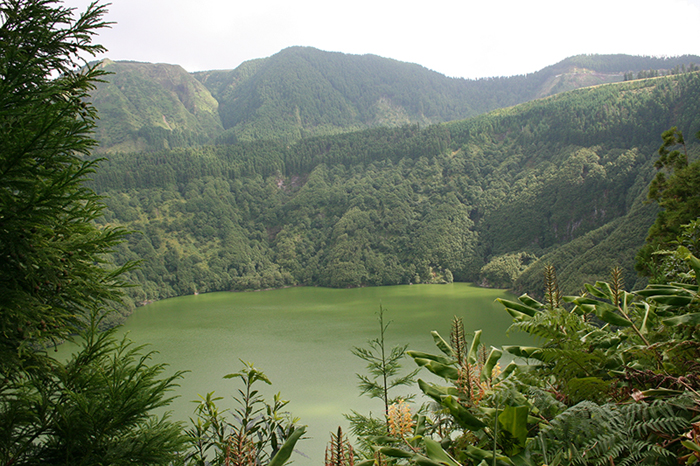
[65,283,527,464]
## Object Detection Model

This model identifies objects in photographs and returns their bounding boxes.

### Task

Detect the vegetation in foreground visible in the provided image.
[1,0,700,465]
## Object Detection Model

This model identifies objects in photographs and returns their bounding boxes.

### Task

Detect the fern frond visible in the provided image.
[509,313,567,341]
[537,348,608,381]
[536,397,692,465]
[508,305,595,345]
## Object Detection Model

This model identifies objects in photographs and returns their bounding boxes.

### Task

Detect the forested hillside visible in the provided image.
[89,71,700,316]
[9,2,700,463]
[89,48,700,152]
[90,60,223,152]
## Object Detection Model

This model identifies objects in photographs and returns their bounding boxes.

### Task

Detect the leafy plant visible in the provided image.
[357,244,700,465]
[185,361,305,466]
[534,397,693,466]
[345,306,419,458]
[403,320,521,465]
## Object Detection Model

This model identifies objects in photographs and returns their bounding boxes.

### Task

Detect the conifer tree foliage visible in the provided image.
[0,1,187,464]
[345,306,419,459]
[0,0,130,370]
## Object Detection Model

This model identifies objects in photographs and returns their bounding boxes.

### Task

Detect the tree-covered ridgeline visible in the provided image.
[91,70,700,311]
[89,47,700,152]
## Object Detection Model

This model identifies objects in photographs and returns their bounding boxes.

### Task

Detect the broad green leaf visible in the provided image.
[679,246,700,279]
[670,282,699,292]
[414,455,445,466]
[621,290,634,310]
[585,282,612,300]
[407,350,454,365]
[566,297,602,305]
[414,414,427,438]
[424,438,461,466]
[467,329,482,364]
[503,346,542,358]
[441,395,487,430]
[578,303,597,314]
[640,388,684,398]
[480,346,502,382]
[662,312,700,326]
[503,307,530,320]
[636,285,693,297]
[268,425,306,466]
[418,379,458,403]
[496,298,539,317]
[595,281,615,299]
[593,303,632,327]
[639,301,652,334]
[518,294,543,309]
[650,295,694,306]
[379,446,413,458]
[681,440,700,453]
[495,361,518,382]
[463,445,514,465]
[498,406,529,448]
[413,358,459,380]
[431,331,454,357]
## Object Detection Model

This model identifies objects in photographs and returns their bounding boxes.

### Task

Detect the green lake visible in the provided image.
[63,283,528,465]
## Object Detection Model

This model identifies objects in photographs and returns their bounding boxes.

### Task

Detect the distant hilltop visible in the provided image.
[88,48,700,152]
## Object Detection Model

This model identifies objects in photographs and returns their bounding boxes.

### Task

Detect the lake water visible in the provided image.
[62,283,528,464]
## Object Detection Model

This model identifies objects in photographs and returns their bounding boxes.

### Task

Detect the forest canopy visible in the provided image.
[87,70,700,314]
[3,1,700,465]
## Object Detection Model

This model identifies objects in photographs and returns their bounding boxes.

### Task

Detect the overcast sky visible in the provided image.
[61,0,700,79]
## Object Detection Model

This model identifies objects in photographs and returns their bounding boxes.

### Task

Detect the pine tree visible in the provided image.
[0,1,187,463]
[0,0,130,370]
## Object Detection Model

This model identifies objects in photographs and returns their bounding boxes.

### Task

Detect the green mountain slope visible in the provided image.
[89,72,700,313]
[89,60,223,152]
[194,49,700,143]
[90,49,700,152]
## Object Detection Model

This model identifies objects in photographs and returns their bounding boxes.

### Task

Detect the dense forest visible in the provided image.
[88,48,700,152]
[5,1,700,465]
[88,70,700,319]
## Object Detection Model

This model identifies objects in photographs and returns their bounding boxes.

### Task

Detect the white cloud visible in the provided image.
[60,0,700,78]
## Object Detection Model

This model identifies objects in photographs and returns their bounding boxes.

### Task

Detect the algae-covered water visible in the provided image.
[61,283,528,464]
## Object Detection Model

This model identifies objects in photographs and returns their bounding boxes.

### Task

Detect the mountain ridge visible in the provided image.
[90,70,700,312]
[88,48,700,152]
